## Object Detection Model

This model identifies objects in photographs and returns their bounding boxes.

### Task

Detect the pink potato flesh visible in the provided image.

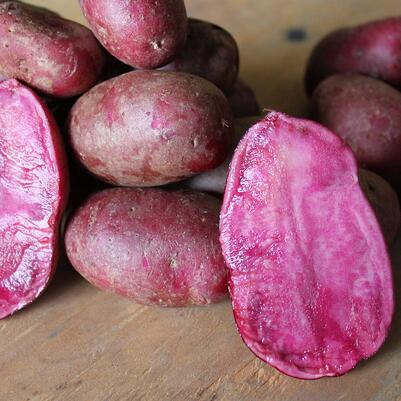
[79,0,187,69]
[305,17,401,95]
[65,188,227,307]
[68,70,233,187]
[159,18,239,92]
[0,79,68,319]
[0,1,105,98]
[220,112,394,379]
[359,169,400,246]
[312,73,401,184]
[227,79,261,118]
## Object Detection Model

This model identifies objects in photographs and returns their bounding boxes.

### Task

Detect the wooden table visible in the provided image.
[2,1,401,400]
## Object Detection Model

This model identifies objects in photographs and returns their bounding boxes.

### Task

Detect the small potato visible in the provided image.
[79,0,187,69]
[185,116,261,194]
[312,73,401,180]
[0,1,105,98]
[359,169,400,246]
[159,18,239,92]
[68,71,233,187]
[305,18,401,95]
[227,79,261,118]
[65,188,227,307]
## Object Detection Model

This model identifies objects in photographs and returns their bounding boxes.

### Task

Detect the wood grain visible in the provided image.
[1,1,401,400]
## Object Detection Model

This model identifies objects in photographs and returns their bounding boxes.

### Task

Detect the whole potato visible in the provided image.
[79,0,187,69]
[68,71,233,187]
[185,116,261,194]
[312,73,401,180]
[159,18,239,92]
[65,188,227,307]
[305,18,401,95]
[227,79,261,118]
[359,169,400,246]
[0,1,105,98]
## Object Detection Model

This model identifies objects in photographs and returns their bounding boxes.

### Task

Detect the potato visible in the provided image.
[220,111,393,378]
[68,70,233,187]
[359,169,400,246]
[0,79,68,319]
[305,18,401,95]
[227,79,261,118]
[79,0,187,69]
[159,18,239,92]
[185,116,261,194]
[0,1,105,98]
[65,188,227,307]
[312,73,401,182]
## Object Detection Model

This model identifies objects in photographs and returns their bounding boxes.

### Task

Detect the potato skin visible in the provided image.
[0,1,105,98]
[305,18,401,95]
[312,73,401,179]
[159,18,239,92]
[68,71,233,187]
[65,188,228,307]
[79,0,187,69]
[359,169,400,246]
[227,79,261,118]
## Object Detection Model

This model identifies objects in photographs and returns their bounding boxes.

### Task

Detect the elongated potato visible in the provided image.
[79,0,187,69]
[0,1,105,98]
[65,188,227,307]
[68,71,233,187]
[159,19,239,92]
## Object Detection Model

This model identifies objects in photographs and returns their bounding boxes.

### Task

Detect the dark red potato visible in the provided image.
[359,169,400,246]
[305,18,401,95]
[220,112,394,379]
[79,0,187,69]
[65,188,227,307]
[0,1,105,98]
[227,79,261,118]
[0,79,68,319]
[68,71,233,187]
[312,73,401,180]
[159,18,239,92]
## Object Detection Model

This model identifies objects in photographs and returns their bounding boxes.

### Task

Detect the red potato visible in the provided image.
[65,188,227,307]
[359,169,400,246]
[159,18,239,92]
[0,1,105,98]
[312,73,401,181]
[79,0,187,69]
[68,70,233,187]
[220,112,394,379]
[0,79,68,319]
[186,116,261,194]
[305,17,401,95]
[227,79,261,118]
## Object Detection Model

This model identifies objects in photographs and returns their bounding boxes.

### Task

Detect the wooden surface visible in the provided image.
[2,1,401,400]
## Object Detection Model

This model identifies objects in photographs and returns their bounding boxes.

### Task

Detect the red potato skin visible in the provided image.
[185,116,261,194]
[359,169,400,246]
[305,18,401,95]
[79,0,187,69]
[65,188,227,307]
[68,71,233,187]
[0,1,105,98]
[312,73,401,181]
[227,79,261,118]
[220,112,394,379]
[159,18,239,92]
[0,79,69,319]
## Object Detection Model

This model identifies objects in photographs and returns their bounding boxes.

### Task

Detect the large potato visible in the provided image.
[0,1,105,98]
[65,188,227,307]
[68,71,233,187]
[159,19,239,92]
[305,17,401,95]
[312,73,401,182]
[79,0,187,69]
